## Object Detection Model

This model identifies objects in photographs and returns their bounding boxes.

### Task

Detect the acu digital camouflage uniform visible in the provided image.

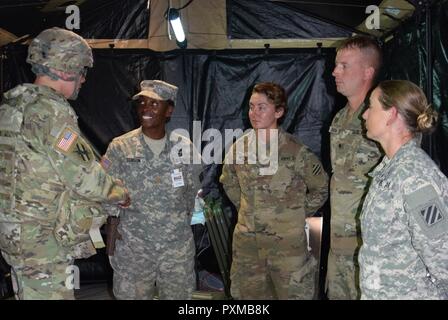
[359,139,448,300]
[0,28,128,300]
[102,129,200,300]
[327,103,382,300]
[220,128,328,299]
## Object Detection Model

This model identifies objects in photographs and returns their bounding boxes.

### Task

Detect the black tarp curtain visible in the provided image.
[382,0,448,175]
[1,46,338,169]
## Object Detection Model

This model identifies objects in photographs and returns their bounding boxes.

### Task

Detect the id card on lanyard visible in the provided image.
[171,168,185,188]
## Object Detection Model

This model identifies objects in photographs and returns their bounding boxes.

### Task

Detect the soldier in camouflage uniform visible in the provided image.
[326,36,383,300]
[220,82,328,299]
[359,80,448,299]
[0,27,130,300]
[102,80,200,300]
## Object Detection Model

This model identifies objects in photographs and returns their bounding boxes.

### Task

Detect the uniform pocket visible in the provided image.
[0,222,21,256]
[288,255,318,299]
[54,196,106,247]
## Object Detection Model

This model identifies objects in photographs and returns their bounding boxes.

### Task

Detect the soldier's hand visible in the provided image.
[107,179,130,207]
[118,190,131,208]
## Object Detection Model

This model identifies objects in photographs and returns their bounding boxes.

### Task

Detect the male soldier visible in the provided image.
[102,80,200,300]
[220,82,328,299]
[326,36,383,300]
[0,27,130,300]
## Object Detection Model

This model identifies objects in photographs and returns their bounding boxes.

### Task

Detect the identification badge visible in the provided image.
[171,168,185,188]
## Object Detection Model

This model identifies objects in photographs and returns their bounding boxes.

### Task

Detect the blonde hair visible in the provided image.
[377,80,438,134]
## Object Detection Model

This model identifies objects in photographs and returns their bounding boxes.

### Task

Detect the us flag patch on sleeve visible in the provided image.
[100,156,111,170]
[55,127,78,152]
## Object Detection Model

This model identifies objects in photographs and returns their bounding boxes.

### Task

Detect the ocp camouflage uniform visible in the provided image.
[359,139,448,300]
[220,128,328,299]
[0,84,127,299]
[327,103,382,300]
[102,128,199,300]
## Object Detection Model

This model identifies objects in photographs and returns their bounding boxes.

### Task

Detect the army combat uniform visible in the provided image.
[359,139,448,299]
[327,103,382,300]
[0,84,127,299]
[220,128,328,299]
[102,128,199,300]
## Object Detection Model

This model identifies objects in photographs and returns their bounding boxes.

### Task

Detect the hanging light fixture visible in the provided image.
[168,7,187,48]
[164,0,194,49]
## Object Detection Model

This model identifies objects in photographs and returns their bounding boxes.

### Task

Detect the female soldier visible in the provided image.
[220,82,328,299]
[360,80,448,299]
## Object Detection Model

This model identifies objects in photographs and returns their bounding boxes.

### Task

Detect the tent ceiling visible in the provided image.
[0,0,89,38]
[268,0,416,38]
[0,0,417,49]
[270,0,384,32]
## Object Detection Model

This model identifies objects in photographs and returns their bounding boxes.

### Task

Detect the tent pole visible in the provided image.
[425,0,432,104]
[422,0,439,165]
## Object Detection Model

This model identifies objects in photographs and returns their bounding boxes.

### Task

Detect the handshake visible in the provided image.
[107,179,131,208]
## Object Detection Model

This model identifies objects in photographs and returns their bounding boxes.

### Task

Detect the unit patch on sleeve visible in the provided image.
[74,142,92,162]
[420,204,443,226]
[404,184,448,239]
[312,163,322,176]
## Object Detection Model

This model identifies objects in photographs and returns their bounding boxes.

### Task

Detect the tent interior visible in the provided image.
[1,0,447,299]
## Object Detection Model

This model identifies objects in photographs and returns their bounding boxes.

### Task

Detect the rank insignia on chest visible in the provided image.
[420,204,444,226]
[154,176,161,184]
[379,180,392,189]
[126,158,141,163]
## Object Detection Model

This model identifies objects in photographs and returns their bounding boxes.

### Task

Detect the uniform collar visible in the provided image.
[137,128,173,158]
[6,83,67,104]
[369,139,418,178]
